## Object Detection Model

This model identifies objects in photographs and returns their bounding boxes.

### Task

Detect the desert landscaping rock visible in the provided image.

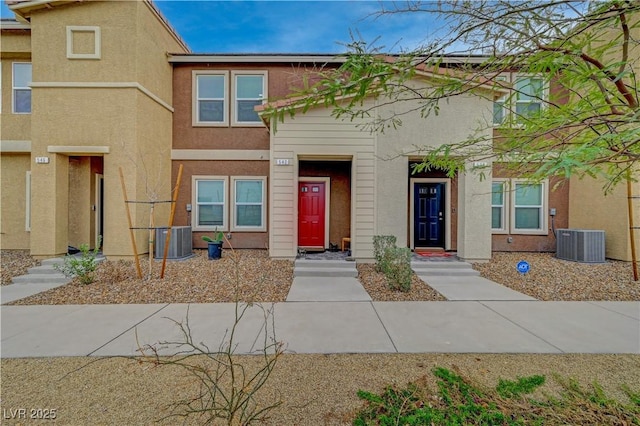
[473,252,639,301]
[7,250,294,305]
[1,250,40,285]
[3,250,639,304]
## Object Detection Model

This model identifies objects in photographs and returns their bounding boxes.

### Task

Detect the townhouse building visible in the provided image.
[1,0,636,262]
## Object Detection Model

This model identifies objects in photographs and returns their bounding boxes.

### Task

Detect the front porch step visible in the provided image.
[11,274,70,285]
[294,259,358,278]
[27,264,62,274]
[9,255,105,286]
[411,261,480,277]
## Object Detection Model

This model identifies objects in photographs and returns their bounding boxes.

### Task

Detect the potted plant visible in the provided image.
[202,230,224,260]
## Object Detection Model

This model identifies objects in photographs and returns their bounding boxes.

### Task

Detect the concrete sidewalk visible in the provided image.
[2,300,638,358]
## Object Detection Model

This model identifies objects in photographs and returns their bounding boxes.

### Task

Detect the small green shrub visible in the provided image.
[353,367,640,425]
[373,235,396,272]
[383,246,412,292]
[373,235,411,292]
[54,238,101,285]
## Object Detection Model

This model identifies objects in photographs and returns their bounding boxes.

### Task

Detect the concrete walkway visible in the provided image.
[1,301,638,357]
[1,257,639,358]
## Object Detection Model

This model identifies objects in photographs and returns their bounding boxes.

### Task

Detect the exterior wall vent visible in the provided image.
[556,229,605,263]
[155,226,193,259]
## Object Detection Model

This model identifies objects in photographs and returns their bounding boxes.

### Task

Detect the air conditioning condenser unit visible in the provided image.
[155,226,193,259]
[556,229,605,263]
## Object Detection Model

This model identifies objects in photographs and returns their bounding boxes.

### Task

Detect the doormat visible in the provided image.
[415,251,454,258]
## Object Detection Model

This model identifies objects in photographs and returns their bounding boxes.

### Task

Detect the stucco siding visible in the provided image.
[376,86,494,259]
[0,154,31,249]
[29,2,138,83]
[569,175,638,261]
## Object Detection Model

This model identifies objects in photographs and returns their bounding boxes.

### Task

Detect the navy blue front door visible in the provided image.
[414,183,445,248]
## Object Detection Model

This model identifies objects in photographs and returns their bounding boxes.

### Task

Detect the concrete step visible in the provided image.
[412,261,480,277]
[40,258,65,266]
[415,269,480,277]
[11,274,70,285]
[294,259,358,278]
[411,261,473,270]
[27,265,62,274]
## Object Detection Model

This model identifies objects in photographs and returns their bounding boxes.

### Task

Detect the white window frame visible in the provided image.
[231,71,267,127]
[491,178,548,235]
[12,62,32,114]
[493,73,547,127]
[492,75,509,126]
[192,176,228,232]
[231,176,267,232]
[514,75,545,122]
[491,179,508,234]
[66,26,101,60]
[510,179,548,235]
[25,171,31,231]
[192,71,229,127]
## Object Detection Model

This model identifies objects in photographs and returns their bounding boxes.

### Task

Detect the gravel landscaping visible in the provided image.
[473,252,640,301]
[3,249,639,304]
[1,250,39,285]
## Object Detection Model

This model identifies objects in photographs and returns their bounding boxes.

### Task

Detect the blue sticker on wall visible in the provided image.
[516,261,530,275]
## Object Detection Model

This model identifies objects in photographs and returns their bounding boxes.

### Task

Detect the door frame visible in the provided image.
[298,177,330,249]
[410,178,451,250]
[95,173,104,249]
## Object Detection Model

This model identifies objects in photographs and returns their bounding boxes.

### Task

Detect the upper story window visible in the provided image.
[493,74,545,126]
[193,70,266,127]
[13,62,32,114]
[194,72,228,126]
[233,72,265,124]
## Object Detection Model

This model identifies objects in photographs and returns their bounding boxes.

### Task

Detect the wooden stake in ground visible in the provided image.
[119,167,143,279]
[160,164,183,279]
[627,176,638,281]
[148,201,155,280]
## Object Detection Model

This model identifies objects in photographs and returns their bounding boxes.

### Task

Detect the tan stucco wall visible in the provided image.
[0,154,31,249]
[0,58,32,141]
[376,84,495,261]
[569,175,638,261]
[7,0,186,258]
[0,31,31,56]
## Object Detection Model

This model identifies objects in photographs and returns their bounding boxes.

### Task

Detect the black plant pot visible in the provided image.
[207,241,223,260]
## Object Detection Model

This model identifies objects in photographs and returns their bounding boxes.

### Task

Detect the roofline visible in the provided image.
[169,53,491,64]
[169,54,345,64]
[0,19,30,30]
[7,0,189,52]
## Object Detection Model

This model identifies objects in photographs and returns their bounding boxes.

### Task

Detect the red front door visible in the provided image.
[298,182,325,248]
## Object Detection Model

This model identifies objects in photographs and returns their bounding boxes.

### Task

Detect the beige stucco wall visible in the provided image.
[0,154,31,249]
[376,82,495,261]
[269,107,375,259]
[1,28,32,140]
[9,0,186,258]
[569,175,638,261]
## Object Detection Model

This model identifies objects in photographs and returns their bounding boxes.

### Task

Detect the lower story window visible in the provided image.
[514,183,543,230]
[193,177,227,230]
[491,179,548,235]
[192,176,266,232]
[232,177,266,231]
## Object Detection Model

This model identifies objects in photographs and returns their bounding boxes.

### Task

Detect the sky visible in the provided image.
[0,0,445,54]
